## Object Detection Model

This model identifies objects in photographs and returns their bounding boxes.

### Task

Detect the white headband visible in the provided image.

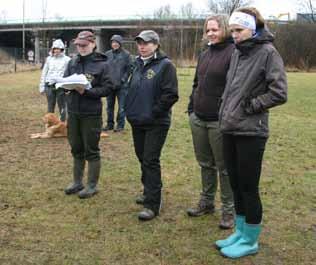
[229,11,256,31]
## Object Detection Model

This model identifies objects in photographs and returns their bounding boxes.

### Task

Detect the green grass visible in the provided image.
[0,70,315,265]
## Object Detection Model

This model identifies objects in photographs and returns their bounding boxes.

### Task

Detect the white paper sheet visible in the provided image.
[55,74,91,90]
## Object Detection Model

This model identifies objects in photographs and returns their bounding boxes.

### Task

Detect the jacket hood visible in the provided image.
[254,27,275,44]
[111,35,123,46]
[236,27,274,53]
[51,39,65,49]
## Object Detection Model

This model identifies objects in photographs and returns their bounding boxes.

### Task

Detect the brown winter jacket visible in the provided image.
[219,28,287,137]
[188,40,235,121]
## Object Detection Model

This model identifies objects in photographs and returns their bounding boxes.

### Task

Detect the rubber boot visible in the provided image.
[78,160,100,199]
[64,159,85,195]
[220,223,261,259]
[215,215,245,249]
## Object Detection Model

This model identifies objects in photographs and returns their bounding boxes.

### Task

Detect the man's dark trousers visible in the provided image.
[106,87,127,129]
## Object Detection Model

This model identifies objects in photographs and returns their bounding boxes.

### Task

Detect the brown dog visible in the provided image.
[30,113,67,139]
[30,113,109,139]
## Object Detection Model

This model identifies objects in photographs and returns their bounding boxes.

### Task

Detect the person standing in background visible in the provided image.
[103,35,132,132]
[39,39,70,121]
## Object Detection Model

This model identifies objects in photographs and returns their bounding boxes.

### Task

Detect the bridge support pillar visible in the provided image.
[95,29,104,53]
[34,30,40,64]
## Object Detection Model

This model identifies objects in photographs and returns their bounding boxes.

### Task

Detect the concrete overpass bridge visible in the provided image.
[0,18,204,63]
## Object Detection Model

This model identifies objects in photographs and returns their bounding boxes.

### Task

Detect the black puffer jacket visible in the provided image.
[125,50,179,126]
[64,52,114,115]
[219,28,287,137]
[188,40,234,121]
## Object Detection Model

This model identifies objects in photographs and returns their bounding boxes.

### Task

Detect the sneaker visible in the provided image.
[114,127,124,132]
[138,208,156,221]
[187,201,215,217]
[135,195,145,205]
[219,213,235,229]
[102,125,113,131]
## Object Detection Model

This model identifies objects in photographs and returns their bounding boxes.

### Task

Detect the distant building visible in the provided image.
[297,13,316,23]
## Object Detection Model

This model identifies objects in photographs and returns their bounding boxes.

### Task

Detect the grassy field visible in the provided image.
[0,69,315,265]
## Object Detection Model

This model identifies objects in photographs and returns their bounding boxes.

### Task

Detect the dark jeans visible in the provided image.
[45,84,66,122]
[106,88,127,129]
[131,124,170,215]
[67,113,102,161]
[222,134,267,224]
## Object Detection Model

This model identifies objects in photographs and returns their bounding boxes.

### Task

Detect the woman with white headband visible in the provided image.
[215,7,287,259]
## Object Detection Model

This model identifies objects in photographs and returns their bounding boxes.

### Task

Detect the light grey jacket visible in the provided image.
[219,28,287,137]
[39,53,71,93]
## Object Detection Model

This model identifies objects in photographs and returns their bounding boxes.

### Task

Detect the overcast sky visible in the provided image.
[1,0,301,22]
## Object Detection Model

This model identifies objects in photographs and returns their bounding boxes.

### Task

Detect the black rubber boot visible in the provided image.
[64,159,85,195]
[78,160,101,199]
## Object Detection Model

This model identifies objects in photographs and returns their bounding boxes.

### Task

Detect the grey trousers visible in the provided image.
[189,113,234,214]
[45,84,66,121]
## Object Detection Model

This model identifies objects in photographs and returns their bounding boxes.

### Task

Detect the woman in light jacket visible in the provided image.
[39,39,70,121]
[215,7,287,259]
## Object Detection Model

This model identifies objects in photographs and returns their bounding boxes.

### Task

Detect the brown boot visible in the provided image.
[219,213,235,229]
[187,200,215,217]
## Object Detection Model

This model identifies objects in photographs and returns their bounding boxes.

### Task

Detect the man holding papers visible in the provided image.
[63,31,114,199]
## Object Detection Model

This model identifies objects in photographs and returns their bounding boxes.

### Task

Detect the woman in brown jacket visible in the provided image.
[187,14,235,229]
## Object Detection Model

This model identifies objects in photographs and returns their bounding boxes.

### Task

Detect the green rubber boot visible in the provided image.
[64,159,85,195]
[78,160,100,199]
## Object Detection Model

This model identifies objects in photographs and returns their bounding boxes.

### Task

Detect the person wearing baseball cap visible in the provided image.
[125,30,179,221]
[134,30,160,44]
[103,34,132,133]
[73,31,96,48]
[64,30,115,199]
[215,8,287,259]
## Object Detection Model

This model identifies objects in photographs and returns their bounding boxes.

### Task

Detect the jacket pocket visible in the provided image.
[221,100,247,131]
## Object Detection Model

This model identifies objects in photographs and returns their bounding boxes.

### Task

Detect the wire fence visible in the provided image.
[0,47,49,74]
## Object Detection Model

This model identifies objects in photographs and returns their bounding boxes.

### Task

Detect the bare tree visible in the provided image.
[298,0,316,22]
[180,3,196,19]
[207,0,253,15]
[153,5,176,19]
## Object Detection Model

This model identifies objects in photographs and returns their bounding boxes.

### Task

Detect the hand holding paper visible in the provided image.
[55,74,92,91]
